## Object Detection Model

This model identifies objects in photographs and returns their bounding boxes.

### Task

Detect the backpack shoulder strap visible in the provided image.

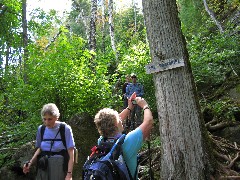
[40,123,67,149]
[40,124,46,142]
[59,123,67,149]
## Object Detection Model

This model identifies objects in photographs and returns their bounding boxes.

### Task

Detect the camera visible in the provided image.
[131,100,137,105]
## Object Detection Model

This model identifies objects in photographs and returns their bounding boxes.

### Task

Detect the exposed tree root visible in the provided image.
[210,134,240,179]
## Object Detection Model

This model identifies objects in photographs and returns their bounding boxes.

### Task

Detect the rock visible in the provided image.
[213,125,240,144]
[66,112,99,179]
[0,141,36,180]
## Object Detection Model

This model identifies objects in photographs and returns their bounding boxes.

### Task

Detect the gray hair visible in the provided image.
[41,103,60,118]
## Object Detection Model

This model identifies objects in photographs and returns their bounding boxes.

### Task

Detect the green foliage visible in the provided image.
[28,8,62,39]
[178,0,204,35]
[187,31,239,89]
[200,99,240,121]
[0,29,116,154]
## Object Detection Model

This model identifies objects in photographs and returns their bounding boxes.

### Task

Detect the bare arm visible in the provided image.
[119,92,136,121]
[134,97,153,140]
[23,147,41,174]
[65,147,74,180]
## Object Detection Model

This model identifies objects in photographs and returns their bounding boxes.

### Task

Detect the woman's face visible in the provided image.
[42,114,58,128]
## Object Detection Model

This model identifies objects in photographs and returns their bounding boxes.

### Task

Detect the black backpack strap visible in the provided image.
[59,123,67,150]
[40,125,46,142]
[40,123,67,150]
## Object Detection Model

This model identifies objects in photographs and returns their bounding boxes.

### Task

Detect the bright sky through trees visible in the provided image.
[27,0,72,18]
[27,0,142,17]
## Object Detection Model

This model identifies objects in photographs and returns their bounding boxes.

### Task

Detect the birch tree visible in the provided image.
[101,0,106,52]
[108,0,118,61]
[142,0,214,179]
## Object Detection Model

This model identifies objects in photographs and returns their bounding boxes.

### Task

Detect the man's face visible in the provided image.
[131,76,137,83]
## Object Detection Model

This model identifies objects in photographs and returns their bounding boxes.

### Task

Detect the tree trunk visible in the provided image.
[101,0,106,53]
[108,0,118,61]
[89,0,97,51]
[22,0,28,83]
[142,0,214,179]
[133,0,137,34]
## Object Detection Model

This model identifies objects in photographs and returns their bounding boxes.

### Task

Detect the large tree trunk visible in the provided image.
[142,0,214,179]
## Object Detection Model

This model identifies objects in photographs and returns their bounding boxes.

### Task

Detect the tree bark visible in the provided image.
[89,0,97,51]
[22,0,28,83]
[101,0,106,52]
[108,0,118,61]
[142,0,214,179]
[133,0,137,34]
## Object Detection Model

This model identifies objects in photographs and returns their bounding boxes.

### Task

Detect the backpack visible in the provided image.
[82,134,133,180]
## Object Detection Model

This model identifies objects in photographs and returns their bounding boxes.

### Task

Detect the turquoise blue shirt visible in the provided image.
[122,128,143,178]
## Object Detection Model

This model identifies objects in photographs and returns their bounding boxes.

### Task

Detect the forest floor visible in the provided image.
[137,121,240,179]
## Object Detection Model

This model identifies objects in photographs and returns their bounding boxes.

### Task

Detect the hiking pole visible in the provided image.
[147,140,154,180]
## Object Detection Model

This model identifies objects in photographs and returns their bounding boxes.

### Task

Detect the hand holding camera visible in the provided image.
[131,96,148,109]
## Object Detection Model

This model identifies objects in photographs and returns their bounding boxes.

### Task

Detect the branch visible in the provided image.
[203,0,224,33]
[45,30,62,50]
[207,121,237,131]
[0,148,18,151]
[214,150,231,162]
[227,152,240,169]
[205,118,218,127]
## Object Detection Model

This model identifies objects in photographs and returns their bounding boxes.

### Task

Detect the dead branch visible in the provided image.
[205,118,219,127]
[0,148,18,151]
[207,121,237,131]
[214,150,231,162]
[228,152,240,169]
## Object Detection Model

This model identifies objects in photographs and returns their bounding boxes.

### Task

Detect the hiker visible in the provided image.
[22,103,75,180]
[126,73,144,129]
[93,92,153,179]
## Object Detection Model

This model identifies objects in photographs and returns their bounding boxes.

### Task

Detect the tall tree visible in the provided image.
[22,0,28,82]
[100,0,106,52]
[142,0,214,179]
[89,0,97,51]
[108,0,118,61]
